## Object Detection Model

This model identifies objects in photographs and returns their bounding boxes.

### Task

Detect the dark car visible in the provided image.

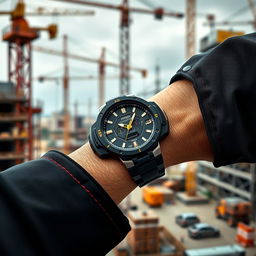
[175,213,200,227]
[188,223,220,239]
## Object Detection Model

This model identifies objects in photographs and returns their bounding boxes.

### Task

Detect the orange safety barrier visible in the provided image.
[236,222,255,247]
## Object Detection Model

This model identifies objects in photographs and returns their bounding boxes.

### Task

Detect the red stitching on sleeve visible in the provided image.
[42,156,122,237]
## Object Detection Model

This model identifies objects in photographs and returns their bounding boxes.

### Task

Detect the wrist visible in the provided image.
[69,143,136,204]
[150,80,213,166]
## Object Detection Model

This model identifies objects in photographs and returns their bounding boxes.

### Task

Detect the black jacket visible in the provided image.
[0,33,255,255]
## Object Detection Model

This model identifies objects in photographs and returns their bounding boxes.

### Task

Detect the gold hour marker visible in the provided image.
[132,107,136,113]
[146,129,152,133]
[106,130,113,135]
[145,119,152,125]
[113,112,118,117]
[141,112,146,117]
[107,120,113,124]
[142,137,147,142]
[133,141,138,147]
[111,138,116,143]
[121,108,126,113]
[122,142,126,148]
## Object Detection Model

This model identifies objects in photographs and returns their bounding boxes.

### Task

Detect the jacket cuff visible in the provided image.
[169,33,256,167]
[169,58,220,167]
[42,150,131,252]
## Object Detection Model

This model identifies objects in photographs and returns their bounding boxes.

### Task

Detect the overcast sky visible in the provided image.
[0,0,254,117]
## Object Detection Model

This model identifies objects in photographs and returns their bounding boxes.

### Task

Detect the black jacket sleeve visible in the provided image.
[0,150,130,256]
[170,32,256,167]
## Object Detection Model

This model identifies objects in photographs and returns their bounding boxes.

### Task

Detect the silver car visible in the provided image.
[175,213,200,227]
[188,223,220,239]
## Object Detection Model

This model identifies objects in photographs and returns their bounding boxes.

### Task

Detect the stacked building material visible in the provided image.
[127,210,159,254]
[142,186,164,207]
[153,186,175,204]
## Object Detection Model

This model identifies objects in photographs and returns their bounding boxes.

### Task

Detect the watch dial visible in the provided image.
[101,102,155,151]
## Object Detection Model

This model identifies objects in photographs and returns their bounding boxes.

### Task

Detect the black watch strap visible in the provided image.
[121,143,165,187]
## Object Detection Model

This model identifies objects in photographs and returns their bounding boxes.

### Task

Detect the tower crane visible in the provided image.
[33,44,147,107]
[0,0,94,161]
[185,1,214,58]
[35,72,122,154]
[50,0,184,95]
[203,0,256,30]
[33,39,147,154]
[201,0,255,52]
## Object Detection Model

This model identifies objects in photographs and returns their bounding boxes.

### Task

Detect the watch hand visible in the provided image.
[130,112,136,125]
[118,123,128,128]
[125,127,129,141]
[127,113,136,130]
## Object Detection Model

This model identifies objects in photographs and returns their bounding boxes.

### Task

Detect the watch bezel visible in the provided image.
[90,95,168,158]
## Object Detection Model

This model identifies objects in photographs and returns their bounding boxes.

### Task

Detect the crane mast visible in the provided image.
[186,0,196,59]
[63,35,70,154]
[99,48,106,107]
[247,0,256,30]
[120,0,130,95]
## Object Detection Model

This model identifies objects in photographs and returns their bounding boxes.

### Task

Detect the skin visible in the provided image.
[69,80,213,204]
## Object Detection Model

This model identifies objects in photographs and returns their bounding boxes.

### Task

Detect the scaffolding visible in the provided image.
[197,162,256,222]
[0,82,28,170]
[0,14,42,170]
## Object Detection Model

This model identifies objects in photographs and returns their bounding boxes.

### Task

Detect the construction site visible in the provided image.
[0,0,255,255]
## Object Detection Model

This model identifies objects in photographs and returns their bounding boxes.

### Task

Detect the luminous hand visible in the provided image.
[118,123,128,128]
[127,113,136,130]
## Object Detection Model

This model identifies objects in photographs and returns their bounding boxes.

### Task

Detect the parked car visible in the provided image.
[175,213,200,227]
[188,223,220,239]
[184,244,245,256]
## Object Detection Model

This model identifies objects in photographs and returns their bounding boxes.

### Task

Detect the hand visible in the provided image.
[127,113,136,130]
[118,123,128,128]
[125,128,129,141]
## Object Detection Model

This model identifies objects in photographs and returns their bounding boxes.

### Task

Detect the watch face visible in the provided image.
[101,101,155,152]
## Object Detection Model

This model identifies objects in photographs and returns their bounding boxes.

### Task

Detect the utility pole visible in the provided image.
[74,100,78,132]
[63,35,70,154]
[87,98,92,124]
[186,0,196,59]
[155,63,160,94]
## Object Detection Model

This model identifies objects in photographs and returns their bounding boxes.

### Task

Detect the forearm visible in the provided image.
[69,80,213,204]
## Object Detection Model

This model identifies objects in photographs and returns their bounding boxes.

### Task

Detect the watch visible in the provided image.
[89,95,169,187]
